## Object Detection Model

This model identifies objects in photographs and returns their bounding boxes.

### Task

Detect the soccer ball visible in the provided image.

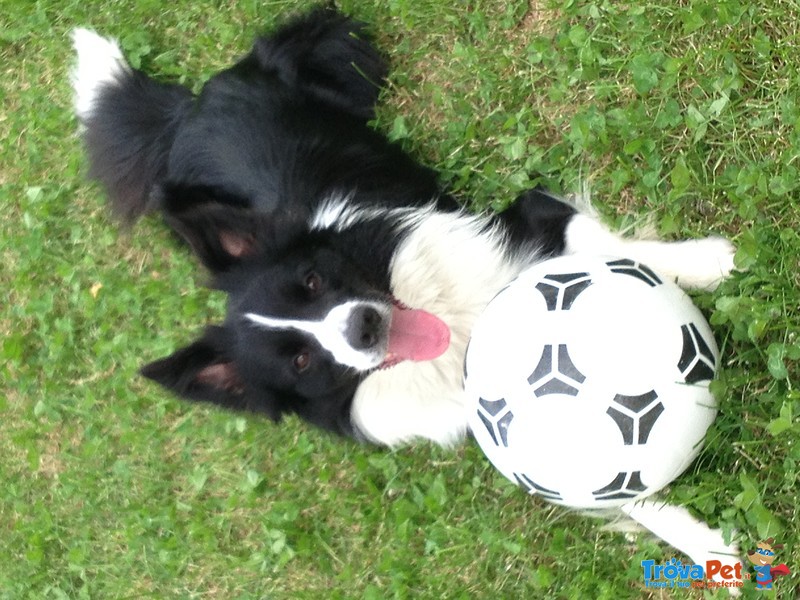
[465,255,719,508]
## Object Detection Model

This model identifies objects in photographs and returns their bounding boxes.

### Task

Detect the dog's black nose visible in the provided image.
[346,305,384,350]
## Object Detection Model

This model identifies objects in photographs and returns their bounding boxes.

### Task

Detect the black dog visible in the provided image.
[72,7,734,446]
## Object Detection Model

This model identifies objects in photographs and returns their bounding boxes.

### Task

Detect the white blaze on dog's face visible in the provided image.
[244,299,450,371]
[245,301,391,371]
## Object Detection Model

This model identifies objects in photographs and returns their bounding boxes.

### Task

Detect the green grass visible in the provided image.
[1,0,798,598]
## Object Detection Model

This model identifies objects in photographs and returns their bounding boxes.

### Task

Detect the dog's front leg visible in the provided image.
[564,213,736,291]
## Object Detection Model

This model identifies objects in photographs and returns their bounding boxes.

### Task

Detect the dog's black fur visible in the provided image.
[74,7,729,446]
[74,7,579,444]
[86,8,456,224]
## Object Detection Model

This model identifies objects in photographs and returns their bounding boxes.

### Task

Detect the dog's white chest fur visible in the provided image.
[350,212,536,446]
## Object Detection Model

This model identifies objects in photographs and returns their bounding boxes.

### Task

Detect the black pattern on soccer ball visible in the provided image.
[592,471,648,501]
[677,323,716,383]
[534,272,592,311]
[527,344,586,397]
[476,397,514,447]
[605,391,665,445]
[606,259,663,287]
[514,472,563,501]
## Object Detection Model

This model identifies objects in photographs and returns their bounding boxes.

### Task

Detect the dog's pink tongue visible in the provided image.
[388,305,450,362]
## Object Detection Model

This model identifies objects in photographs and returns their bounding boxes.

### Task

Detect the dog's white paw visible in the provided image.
[564,215,738,291]
[673,236,737,291]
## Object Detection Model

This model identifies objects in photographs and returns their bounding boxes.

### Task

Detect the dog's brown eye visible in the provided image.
[305,272,322,293]
[293,351,311,373]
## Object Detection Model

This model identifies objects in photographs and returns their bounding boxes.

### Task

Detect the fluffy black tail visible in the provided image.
[71,29,193,222]
[251,7,388,120]
[72,9,387,219]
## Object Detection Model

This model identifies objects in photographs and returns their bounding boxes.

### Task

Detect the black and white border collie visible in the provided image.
[71,7,735,448]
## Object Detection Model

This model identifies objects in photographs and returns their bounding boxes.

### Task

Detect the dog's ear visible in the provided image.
[140,326,285,421]
[158,183,304,272]
[157,184,262,271]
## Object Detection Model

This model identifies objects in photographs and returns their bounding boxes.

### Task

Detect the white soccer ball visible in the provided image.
[465,255,719,508]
